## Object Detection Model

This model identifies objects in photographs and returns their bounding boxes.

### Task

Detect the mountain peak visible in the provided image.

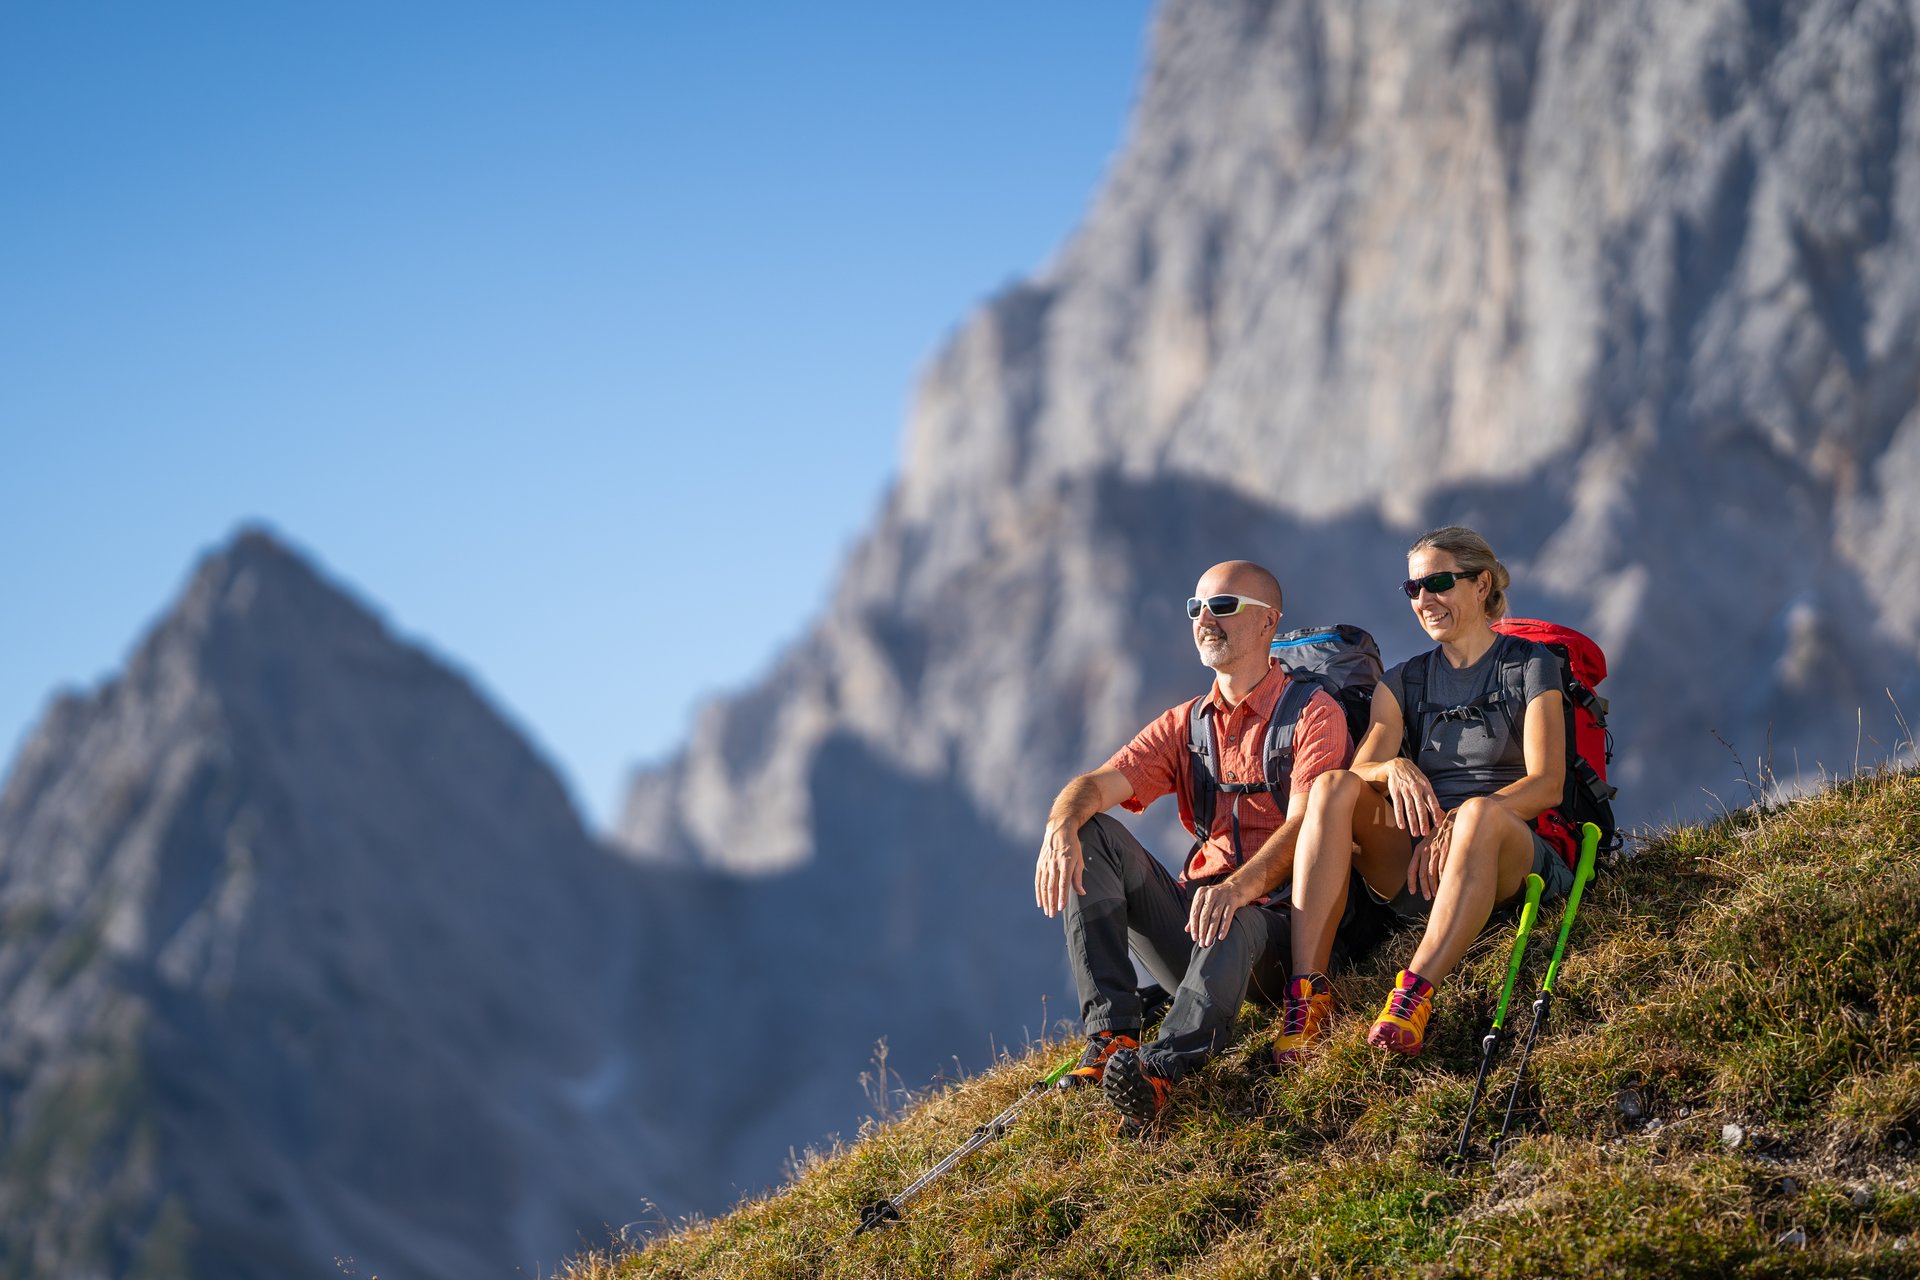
[0,524,674,1276]
[140,524,392,675]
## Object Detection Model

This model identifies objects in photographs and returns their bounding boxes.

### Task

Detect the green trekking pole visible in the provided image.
[1494,822,1601,1156]
[853,1049,1080,1236]
[1450,871,1545,1164]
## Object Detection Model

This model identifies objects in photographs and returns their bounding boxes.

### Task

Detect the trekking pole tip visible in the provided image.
[853,1199,900,1236]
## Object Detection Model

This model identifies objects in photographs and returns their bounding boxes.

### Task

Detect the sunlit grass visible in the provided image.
[564,766,1920,1279]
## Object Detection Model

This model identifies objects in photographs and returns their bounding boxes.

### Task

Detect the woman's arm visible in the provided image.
[1349,681,1404,780]
[1486,689,1567,822]
[1353,681,1447,836]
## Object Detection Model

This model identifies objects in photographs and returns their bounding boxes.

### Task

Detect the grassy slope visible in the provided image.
[566,768,1920,1279]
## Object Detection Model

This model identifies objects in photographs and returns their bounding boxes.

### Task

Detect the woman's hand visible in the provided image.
[1407,810,1458,899]
[1380,756,1446,836]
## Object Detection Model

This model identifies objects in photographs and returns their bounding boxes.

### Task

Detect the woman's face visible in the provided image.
[1405,547,1489,642]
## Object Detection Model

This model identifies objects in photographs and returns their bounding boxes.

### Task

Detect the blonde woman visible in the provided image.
[1271,526,1574,1062]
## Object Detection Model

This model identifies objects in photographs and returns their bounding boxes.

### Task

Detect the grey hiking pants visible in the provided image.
[1063,814,1290,1080]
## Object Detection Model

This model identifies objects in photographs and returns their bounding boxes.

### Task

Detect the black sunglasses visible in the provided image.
[1401,569,1481,598]
[1185,593,1275,619]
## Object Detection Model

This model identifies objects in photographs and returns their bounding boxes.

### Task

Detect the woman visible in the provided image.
[1271,526,1576,1062]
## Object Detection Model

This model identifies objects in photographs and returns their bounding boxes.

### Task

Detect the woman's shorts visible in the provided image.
[1367,827,1577,925]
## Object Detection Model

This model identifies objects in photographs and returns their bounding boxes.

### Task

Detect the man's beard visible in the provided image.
[1196,629,1230,668]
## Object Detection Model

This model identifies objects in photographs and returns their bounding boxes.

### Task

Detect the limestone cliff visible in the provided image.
[621,0,1920,877]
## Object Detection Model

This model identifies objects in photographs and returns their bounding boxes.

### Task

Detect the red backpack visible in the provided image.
[1400,618,1618,867]
[1493,618,1617,864]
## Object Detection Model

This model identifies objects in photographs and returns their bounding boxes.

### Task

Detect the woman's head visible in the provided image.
[1405,525,1509,637]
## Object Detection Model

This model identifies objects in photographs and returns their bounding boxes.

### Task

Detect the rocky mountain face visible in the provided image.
[0,533,713,1279]
[620,0,1920,863]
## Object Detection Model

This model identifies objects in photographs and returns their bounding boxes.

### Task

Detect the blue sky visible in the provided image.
[0,3,1155,827]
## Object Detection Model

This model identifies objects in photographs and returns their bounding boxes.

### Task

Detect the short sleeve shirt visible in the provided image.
[1104,661,1351,881]
[1381,637,1560,813]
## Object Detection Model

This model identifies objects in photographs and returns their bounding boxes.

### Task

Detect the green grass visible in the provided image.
[566,766,1920,1279]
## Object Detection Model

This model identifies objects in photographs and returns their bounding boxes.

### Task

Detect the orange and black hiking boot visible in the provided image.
[1270,973,1334,1067]
[1101,1046,1173,1124]
[1059,1030,1139,1088]
[1367,969,1435,1056]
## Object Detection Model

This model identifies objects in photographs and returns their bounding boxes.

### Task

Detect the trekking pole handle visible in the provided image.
[1493,873,1546,1031]
[1540,823,1600,995]
[1039,1050,1082,1090]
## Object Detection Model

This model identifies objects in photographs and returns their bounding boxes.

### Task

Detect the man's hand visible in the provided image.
[1381,757,1445,836]
[1186,878,1254,948]
[1408,811,1457,899]
[1035,820,1086,917]
[1035,768,1133,917]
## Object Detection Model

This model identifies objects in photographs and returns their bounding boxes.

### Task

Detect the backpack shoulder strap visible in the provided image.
[1493,632,1532,733]
[1261,675,1322,795]
[1185,696,1219,844]
[1399,649,1436,758]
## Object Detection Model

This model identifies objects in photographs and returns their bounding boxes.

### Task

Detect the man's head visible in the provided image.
[1189,560,1284,672]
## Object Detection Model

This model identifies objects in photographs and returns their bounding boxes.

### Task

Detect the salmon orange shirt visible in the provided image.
[1104,662,1351,882]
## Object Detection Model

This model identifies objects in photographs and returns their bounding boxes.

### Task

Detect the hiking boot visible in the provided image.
[1101,1047,1173,1124]
[1270,973,1334,1068]
[1059,1030,1140,1089]
[1367,969,1435,1057]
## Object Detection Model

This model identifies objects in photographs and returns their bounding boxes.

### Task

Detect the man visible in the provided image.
[1034,560,1351,1125]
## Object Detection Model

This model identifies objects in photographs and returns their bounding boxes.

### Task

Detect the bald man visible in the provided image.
[1035,560,1351,1125]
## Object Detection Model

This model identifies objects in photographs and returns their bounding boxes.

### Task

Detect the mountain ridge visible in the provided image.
[0,528,704,1278]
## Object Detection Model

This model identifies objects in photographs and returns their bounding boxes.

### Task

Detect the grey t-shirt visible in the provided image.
[1381,637,1560,812]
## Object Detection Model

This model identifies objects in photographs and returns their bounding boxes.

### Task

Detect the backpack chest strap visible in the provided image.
[1403,637,1527,751]
[1185,679,1318,872]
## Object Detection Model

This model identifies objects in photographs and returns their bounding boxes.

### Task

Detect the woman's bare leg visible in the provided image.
[1291,770,1414,976]
[1406,796,1537,985]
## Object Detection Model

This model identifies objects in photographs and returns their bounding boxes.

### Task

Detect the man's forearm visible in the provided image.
[1224,814,1305,901]
[1046,773,1110,838]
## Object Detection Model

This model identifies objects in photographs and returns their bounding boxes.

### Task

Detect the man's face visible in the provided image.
[1190,568,1274,671]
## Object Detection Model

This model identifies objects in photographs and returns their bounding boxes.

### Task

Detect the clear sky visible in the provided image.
[0,3,1156,828]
